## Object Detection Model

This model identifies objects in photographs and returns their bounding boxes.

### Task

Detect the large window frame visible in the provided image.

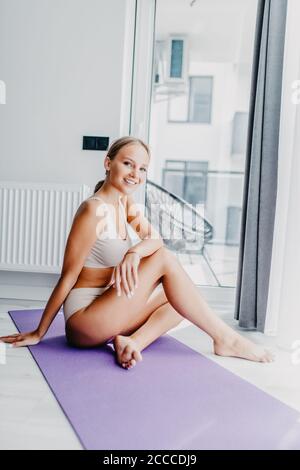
[129,0,236,308]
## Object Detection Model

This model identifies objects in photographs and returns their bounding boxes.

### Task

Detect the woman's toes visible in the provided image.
[261,351,275,363]
[122,345,132,362]
[114,336,142,369]
[133,350,143,362]
[125,359,136,370]
[263,349,274,362]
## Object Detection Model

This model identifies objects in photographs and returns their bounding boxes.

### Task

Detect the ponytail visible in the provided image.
[94,180,105,193]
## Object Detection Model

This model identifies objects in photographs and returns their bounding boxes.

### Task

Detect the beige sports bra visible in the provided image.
[83,195,134,269]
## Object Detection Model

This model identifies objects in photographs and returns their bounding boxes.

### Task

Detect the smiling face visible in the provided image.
[104,143,150,194]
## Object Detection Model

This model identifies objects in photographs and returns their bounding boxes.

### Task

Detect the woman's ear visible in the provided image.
[104,155,110,173]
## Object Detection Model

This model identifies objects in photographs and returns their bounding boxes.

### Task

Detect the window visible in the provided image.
[226,206,242,245]
[189,77,213,123]
[170,39,184,78]
[231,112,248,154]
[167,36,187,82]
[162,160,209,204]
[132,0,259,290]
[168,76,213,123]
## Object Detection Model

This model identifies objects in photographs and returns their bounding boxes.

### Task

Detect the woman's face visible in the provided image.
[105,143,150,194]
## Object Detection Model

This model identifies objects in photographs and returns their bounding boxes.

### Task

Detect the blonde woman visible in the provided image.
[0,137,273,369]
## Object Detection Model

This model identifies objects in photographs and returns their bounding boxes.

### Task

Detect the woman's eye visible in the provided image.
[124,161,146,172]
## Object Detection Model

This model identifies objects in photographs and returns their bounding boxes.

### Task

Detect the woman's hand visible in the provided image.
[0,330,42,348]
[108,252,140,298]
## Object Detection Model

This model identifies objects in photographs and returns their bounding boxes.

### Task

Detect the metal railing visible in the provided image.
[145,179,213,254]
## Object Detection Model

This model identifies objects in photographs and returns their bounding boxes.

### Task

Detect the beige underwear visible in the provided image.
[63,286,110,323]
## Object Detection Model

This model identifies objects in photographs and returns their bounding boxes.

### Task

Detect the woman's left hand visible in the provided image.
[114,252,140,298]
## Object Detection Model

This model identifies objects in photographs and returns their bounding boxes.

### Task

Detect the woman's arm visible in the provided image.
[108,196,164,298]
[0,274,78,347]
[36,273,77,337]
[0,200,104,346]
[37,200,104,336]
[125,195,164,259]
[126,237,163,259]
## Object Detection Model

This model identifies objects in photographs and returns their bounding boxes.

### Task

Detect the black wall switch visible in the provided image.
[83,136,109,151]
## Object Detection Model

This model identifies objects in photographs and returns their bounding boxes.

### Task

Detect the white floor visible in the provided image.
[0,297,300,450]
[176,244,239,288]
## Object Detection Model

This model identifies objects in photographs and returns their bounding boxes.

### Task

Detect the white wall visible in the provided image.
[0,0,132,298]
[0,0,128,188]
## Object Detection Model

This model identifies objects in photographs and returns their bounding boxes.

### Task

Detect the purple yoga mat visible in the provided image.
[8,308,300,450]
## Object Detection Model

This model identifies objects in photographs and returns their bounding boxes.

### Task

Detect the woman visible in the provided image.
[0,136,273,369]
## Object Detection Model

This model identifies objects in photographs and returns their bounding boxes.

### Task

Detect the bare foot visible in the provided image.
[113,335,143,370]
[214,333,275,363]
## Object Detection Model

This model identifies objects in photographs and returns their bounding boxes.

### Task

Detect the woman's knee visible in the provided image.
[148,245,176,265]
[138,246,175,280]
[157,246,177,272]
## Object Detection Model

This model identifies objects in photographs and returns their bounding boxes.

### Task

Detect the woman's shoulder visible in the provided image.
[74,197,104,220]
[83,196,106,209]
[86,195,104,203]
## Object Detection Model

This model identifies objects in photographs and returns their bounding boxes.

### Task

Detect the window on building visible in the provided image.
[168,76,213,123]
[170,39,184,78]
[162,160,209,204]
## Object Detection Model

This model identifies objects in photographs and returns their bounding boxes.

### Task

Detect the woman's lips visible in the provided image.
[123,178,137,185]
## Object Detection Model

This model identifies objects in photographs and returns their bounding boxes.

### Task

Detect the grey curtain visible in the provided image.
[234,0,287,331]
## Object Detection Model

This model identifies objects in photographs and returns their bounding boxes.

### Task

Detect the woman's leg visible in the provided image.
[156,249,274,364]
[132,302,183,350]
[115,301,183,369]
[66,246,273,368]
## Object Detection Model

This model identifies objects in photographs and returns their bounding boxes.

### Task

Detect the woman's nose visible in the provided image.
[130,169,139,179]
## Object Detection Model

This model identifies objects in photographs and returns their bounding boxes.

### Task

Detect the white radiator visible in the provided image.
[0,182,91,274]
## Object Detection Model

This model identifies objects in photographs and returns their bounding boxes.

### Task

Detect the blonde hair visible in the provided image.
[94,136,150,193]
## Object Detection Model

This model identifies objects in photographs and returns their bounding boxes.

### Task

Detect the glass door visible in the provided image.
[130,0,258,304]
